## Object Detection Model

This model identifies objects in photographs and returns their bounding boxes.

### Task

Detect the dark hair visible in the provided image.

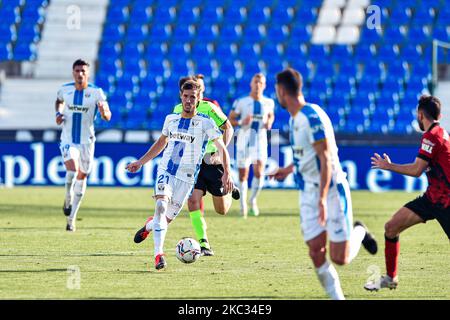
[179,76,196,89]
[418,95,441,120]
[276,68,303,96]
[72,59,90,70]
[181,79,201,92]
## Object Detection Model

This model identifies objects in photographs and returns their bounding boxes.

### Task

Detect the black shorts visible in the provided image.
[194,161,225,197]
[404,195,450,239]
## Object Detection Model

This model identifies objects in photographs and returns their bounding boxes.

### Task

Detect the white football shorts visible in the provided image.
[236,129,268,168]
[154,169,194,220]
[59,141,95,174]
[299,179,353,243]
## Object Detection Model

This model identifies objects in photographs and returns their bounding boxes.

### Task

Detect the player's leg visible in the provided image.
[153,179,193,269]
[153,194,170,270]
[67,143,94,231]
[249,160,265,216]
[364,201,426,291]
[301,187,345,300]
[59,143,77,216]
[238,167,249,218]
[307,232,345,300]
[328,182,377,265]
[187,188,214,256]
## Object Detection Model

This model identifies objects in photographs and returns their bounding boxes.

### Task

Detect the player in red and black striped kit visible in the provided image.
[365,95,450,291]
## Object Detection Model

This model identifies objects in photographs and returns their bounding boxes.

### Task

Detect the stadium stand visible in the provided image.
[89,0,447,135]
[0,0,448,137]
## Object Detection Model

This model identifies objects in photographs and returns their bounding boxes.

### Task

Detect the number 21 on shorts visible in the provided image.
[157,174,170,185]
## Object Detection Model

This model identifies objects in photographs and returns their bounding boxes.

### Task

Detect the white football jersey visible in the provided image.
[159,113,222,184]
[232,95,275,145]
[57,82,107,144]
[289,103,347,190]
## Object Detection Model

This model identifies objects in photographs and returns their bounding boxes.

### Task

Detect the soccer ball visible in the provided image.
[175,237,201,264]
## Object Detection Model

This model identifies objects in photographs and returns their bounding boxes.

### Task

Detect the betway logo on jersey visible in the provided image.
[68,104,89,113]
[169,132,196,143]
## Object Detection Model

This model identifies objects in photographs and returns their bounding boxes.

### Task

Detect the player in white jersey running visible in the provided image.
[126,80,233,270]
[55,59,111,232]
[269,68,377,300]
[229,73,275,218]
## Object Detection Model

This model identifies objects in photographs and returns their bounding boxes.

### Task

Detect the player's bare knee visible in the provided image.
[331,254,348,266]
[384,220,399,238]
[187,197,200,211]
[309,246,326,263]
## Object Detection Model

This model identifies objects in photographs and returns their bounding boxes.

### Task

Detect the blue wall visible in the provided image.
[0,142,427,192]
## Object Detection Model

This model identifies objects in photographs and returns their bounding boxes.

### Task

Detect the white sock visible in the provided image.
[249,177,264,206]
[69,179,87,222]
[239,180,248,212]
[64,171,76,207]
[348,225,366,262]
[153,199,168,257]
[145,219,154,232]
[316,261,345,300]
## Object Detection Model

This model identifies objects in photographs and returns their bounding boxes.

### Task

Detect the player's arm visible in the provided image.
[55,95,65,125]
[219,120,234,146]
[371,153,428,177]
[213,138,233,194]
[268,163,294,181]
[314,139,332,227]
[265,110,275,130]
[98,101,112,121]
[126,135,169,172]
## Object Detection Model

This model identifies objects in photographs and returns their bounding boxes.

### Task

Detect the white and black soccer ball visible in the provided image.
[175,237,201,264]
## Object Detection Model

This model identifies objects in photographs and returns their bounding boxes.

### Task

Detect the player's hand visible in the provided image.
[268,167,290,181]
[371,153,391,170]
[221,170,233,194]
[98,101,105,113]
[126,161,143,173]
[241,115,253,126]
[56,113,64,125]
[318,198,327,227]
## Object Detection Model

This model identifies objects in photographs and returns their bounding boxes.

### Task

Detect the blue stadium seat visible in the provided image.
[129,4,152,23]
[194,24,218,42]
[219,25,242,42]
[125,24,148,42]
[106,6,129,24]
[260,44,279,60]
[178,6,200,24]
[271,7,294,25]
[330,45,353,62]
[289,24,312,43]
[411,7,435,25]
[0,42,12,60]
[389,7,412,25]
[151,8,175,25]
[242,24,265,43]
[247,7,269,25]
[359,27,383,45]
[266,23,288,44]
[295,7,318,24]
[408,26,431,44]
[223,7,246,24]
[148,24,171,42]
[172,24,194,42]
[102,25,124,42]
[200,6,223,24]
[13,42,36,60]
[383,26,407,44]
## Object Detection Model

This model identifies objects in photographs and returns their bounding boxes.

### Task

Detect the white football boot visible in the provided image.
[364,275,398,291]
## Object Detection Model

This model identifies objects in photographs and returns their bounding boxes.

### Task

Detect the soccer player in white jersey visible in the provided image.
[229,73,275,218]
[269,68,378,300]
[126,80,233,270]
[55,59,111,232]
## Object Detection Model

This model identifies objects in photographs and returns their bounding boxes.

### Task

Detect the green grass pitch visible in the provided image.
[0,186,448,300]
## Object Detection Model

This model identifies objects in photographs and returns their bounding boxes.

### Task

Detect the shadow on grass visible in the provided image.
[0,269,67,273]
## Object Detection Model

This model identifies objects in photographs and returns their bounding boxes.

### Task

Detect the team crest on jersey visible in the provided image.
[157,184,165,191]
[192,120,200,127]
[85,93,91,98]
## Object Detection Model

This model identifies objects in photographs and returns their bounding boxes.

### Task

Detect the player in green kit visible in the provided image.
[134,75,239,256]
